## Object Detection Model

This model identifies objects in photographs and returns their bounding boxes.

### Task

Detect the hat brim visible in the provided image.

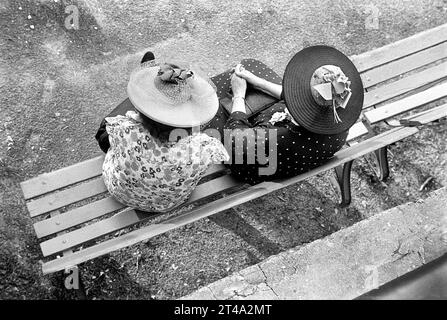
[127,67,218,128]
[283,46,364,135]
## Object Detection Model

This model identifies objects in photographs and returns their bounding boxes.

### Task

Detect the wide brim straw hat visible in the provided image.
[127,65,218,128]
[282,45,364,135]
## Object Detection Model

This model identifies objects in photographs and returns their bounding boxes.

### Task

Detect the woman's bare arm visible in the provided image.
[233,64,282,99]
[249,77,282,99]
[230,72,248,113]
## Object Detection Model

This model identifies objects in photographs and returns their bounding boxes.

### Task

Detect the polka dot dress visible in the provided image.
[203,59,349,185]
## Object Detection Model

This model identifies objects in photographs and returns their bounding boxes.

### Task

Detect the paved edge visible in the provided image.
[180,187,447,300]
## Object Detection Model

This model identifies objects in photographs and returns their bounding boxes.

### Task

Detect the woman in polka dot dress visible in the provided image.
[203,60,345,184]
[204,46,364,185]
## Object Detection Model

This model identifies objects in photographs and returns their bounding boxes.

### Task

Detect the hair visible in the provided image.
[139,112,192,143]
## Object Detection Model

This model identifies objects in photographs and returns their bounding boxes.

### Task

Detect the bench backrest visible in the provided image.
[349,23,447,140]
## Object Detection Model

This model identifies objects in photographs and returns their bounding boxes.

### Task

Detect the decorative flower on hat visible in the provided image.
[157,63,194,83]
[269,109,300,126]
[151,64,195,104]
[311,65,352,123]
[269,111,290,125]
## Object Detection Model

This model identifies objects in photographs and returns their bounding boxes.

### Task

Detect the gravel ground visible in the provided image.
[0,0,446,299]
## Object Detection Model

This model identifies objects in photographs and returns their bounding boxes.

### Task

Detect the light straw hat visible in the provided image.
[127,63,218,128]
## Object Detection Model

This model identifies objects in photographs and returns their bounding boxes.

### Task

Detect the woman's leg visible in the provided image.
[211,59,282,97]
[240,58,283,85]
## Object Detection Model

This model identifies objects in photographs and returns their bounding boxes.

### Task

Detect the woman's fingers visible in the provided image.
[231,73,247,96]
[235,64,255,84]
[231,72,244,83]
[234,64,245,76]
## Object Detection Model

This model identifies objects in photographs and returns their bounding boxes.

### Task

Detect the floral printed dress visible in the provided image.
[102,111,229,212]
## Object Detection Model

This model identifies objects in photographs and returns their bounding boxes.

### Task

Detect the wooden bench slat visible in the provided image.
[188,173,241,203]
[346,122,369,142]
[40,208,136,257]
[201,164,228,178]
[27,177,108,218]
[361,41,447,88]
[351,23,447,72]
[364,82,447,124]
[363,61,447,109]
[39,175,242,256]
[33,197,126,238]
[20,156,104,200]
[41,124,425,274]
[404,102,447,124]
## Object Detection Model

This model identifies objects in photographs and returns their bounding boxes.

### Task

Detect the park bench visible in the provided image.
[20,24,447,287]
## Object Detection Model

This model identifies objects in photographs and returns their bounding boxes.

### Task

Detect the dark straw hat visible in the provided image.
[282,45,364,135]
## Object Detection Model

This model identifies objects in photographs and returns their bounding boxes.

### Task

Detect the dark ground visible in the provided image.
[0,0,446,299]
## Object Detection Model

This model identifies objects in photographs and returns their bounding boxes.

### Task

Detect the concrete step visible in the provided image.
[181,187,447,300]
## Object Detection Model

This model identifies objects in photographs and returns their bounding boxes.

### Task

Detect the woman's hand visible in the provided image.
[230,73,247,98]
[233,63,282,100]
[233,64,262,88]
[230,73,247,113]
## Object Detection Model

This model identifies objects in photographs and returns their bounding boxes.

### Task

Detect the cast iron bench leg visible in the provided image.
[334,160,354,207]
[364,146,390,181]
[375,147,390,181]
